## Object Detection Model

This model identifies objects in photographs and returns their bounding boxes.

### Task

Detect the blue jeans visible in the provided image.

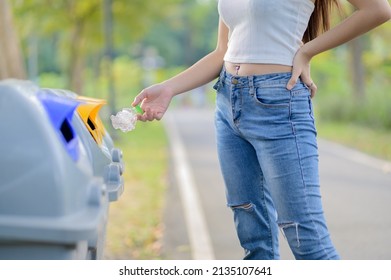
[213,68,339,260]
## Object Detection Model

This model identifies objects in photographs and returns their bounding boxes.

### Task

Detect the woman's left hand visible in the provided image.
[286,47,317,98]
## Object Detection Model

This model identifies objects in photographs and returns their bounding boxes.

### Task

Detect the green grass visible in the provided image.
[317,120,391,161]
[103,121,168,260]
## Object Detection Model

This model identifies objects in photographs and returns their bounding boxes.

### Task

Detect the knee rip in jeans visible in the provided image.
[230,203,253,211]
[279,222,300,248]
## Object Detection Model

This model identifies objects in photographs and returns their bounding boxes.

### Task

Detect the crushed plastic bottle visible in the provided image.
[110,107,138,132]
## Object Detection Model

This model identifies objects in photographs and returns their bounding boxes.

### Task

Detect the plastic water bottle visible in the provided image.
[110,107,140,132]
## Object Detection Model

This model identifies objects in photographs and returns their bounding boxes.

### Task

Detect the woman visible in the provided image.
[132,0,391,259]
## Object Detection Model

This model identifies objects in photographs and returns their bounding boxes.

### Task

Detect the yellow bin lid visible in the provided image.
[76,96,107,145]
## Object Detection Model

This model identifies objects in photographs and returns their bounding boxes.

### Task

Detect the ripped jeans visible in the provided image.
[214,68,340,260]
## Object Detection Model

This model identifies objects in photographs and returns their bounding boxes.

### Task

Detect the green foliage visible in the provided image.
[312,46,391,130]
[38,72,67,89]
[11,0,188,86]
[139,0,218,66]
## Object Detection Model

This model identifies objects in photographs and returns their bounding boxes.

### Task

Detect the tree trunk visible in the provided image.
[68,20,85,94]
[348,35,366,101]
[67,2,99,94]
[0,0,26,80]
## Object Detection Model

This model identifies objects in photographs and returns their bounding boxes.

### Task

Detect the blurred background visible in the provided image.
[1,0,390,259]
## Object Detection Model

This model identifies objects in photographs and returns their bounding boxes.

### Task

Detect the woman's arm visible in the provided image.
[303,0,391,59]
[287,0,391,93]
[132,19,229,121]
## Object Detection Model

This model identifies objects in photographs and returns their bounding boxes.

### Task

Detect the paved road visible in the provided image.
[162,107,391,260]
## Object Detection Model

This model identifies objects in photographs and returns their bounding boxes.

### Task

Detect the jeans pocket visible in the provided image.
[290,88,313,119]
[253,86,290,108]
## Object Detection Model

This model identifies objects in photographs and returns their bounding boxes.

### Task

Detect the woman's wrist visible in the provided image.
[299,42,316,61]
[159,81,177,98]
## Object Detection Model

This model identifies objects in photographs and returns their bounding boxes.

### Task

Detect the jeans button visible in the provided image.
[232,78,239,85]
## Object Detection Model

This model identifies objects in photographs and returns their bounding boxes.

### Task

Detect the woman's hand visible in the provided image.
[286,46,317,98]
[132,83,175,122]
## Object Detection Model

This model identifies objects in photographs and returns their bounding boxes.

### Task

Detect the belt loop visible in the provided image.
[248,76,255,95]
[248,75,254,89]
[221,65,227,82]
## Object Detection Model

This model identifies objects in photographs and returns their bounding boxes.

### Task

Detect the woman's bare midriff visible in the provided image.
[224,61,292,76]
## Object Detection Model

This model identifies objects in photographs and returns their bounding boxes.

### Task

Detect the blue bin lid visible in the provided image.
[38,92,81,161]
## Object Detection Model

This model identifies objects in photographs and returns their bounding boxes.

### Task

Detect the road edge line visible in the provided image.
[164,113,215,260]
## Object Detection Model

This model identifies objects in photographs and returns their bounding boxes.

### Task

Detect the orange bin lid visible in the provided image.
[76,96,107,145]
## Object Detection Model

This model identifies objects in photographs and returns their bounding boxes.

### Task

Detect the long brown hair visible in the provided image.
[303,0,340,43]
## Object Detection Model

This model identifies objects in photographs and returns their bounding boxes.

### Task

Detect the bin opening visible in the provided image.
[38,92,81,161]
[60,119,75,143]
[87,117,96,131]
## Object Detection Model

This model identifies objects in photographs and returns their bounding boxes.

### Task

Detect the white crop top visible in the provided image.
[218,0,315,66]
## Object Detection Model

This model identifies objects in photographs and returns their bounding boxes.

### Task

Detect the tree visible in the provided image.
[12,0,183,92]
[0,0,26,80]
[348,37,366,101]
[140,0,218,67]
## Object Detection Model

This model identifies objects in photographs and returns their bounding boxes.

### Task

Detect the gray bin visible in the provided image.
[0,80,108,260]
[42,89,125,259]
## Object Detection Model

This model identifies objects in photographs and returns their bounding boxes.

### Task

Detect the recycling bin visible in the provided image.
[0,80,108,260]
[43,89,124,202]
[41,89,125,259]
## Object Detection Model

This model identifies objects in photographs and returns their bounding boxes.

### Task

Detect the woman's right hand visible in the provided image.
[132,83,175,122]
